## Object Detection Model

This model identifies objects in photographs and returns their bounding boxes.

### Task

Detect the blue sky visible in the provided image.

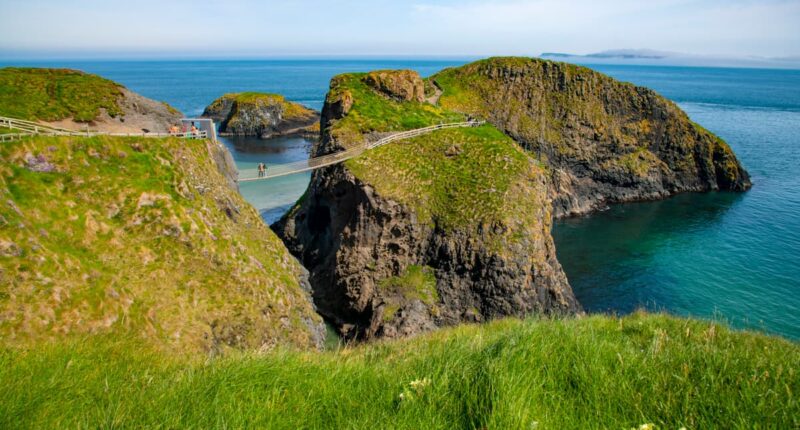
[1,0,798,59]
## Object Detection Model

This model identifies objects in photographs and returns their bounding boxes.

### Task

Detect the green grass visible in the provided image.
[345,125,535,232]
[379,265,438,302]
[0,135,322,353]
[378,265,439,321]
[0,68,124,121]
[1,313,797,429]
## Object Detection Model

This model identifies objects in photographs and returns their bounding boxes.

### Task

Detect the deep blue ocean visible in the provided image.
[4,59,798,339]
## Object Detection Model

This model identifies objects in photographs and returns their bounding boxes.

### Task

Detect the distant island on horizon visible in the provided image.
[540,48,800,69]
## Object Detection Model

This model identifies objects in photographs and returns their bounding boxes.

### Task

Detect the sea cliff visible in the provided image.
[275,58,751,340]
[432,57,751,216]
[275,70,580,340]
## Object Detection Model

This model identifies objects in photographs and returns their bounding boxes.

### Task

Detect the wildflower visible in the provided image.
[399,377,432,403]
[409,378,431,390]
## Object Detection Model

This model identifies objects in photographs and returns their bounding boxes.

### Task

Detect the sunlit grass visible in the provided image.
[1,313,796,429]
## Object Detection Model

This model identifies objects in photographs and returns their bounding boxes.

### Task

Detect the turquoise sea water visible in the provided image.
[3,59,798,339]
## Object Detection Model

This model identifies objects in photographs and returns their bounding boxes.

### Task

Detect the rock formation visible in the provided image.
[275,70,580,340]
[203,93,319,139]
[432,57,752,217]
[363,70,426,102]
[276,59,752,341]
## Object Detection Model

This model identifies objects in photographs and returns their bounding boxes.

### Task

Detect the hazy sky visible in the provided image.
[1,0,798,58]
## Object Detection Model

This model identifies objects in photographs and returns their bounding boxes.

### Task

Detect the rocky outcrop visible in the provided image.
[207,139,240,192]
[433,57,751,217]
[274,72,580,341]
[104,88,183,133]
[363,70,426,102]
[203,93,319,139]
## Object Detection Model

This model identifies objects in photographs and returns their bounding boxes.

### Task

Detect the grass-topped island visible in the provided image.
[202,92,319,139]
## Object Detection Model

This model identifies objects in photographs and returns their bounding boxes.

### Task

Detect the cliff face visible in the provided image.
[0,135,325,354]
[275,71,579,340]
[433,57,751,217]
[203,93,319,139]
[0,68,182,133]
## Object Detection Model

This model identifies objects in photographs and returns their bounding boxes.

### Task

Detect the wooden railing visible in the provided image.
[0,116,207,139]
[239,121,484,181]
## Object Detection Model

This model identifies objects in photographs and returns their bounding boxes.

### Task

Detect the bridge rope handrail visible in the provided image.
[239,120,484,182]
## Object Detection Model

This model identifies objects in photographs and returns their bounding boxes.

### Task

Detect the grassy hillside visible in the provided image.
[1,313,797,429]
[0,68,124,121]
[0,135,322,353]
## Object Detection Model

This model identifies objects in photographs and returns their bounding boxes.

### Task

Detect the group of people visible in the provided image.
[168,122,201,137]
[257,162,268,177]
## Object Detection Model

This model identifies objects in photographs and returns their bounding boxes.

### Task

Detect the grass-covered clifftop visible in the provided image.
[345,125,540,236]
[2,313,797,428]
[0,135,323,353]
[0,68,124,121]
[0,67,182,133]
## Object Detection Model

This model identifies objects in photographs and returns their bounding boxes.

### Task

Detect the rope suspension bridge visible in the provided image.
[238,121,483,181]
[1,114,483,181]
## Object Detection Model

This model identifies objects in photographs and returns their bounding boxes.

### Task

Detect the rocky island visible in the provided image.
[203,92,319,139]
[432,57,751,216]
[275,58,751,340]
